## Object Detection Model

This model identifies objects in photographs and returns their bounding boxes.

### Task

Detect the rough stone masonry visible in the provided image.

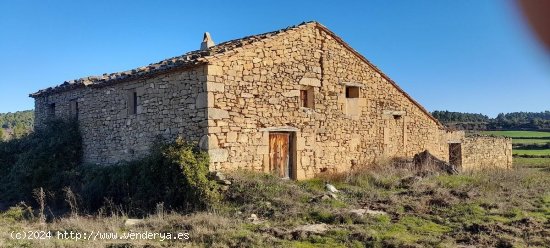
[30,21,512,179]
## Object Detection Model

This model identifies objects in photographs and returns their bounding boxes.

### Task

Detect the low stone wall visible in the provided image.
[462,136,512,170]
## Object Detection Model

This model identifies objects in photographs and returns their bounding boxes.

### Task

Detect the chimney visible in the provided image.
[200,32,215,50]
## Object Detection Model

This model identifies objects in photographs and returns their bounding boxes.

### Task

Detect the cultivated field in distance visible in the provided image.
[480,130,550,165]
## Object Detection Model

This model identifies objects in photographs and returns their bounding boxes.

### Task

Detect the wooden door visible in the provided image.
[449,143,462,167]
[269,133,290,178]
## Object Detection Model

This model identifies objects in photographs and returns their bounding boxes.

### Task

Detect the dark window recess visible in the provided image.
[70,100,79,119]
[128,90,138,115]
[300,90,308,107]
[133,92,138,114]
[393,115,402,120]
[47,103,56,118]
[299,87,314,108]
[346,86,360,98]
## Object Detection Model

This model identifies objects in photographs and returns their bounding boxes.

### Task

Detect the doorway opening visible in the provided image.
[449,143,462,168]
[269,132,296,179]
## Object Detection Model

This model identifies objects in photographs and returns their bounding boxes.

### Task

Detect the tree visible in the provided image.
[0,128,4,141]
[0,110,34,134]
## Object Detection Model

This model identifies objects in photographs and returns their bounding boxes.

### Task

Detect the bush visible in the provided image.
[163,138,220,208]
[1,203,34,222]
[79,138,219,215]
[0,119,218,216]
[0,119,82,207]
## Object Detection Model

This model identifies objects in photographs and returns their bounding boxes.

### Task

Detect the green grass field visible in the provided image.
[477,131,550,157]
[512,139,550,144]
[480,130,550,138]
[513,149,550,156]
[513,157,550,169]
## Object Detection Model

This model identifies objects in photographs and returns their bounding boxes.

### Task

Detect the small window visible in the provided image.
[127,90,138,115]
[344,86,360,117]
[300,90,307,107]
[346,86,359,98]
[70,100,79,119]
[393,115,402,120]
[47,103,56,118]
[133,92,137,114]
[299,87,314,108]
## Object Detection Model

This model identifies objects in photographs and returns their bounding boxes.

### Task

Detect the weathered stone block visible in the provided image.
[256,146,269,155]
[209,149,229,162]
[238,133,249,143]
[241,93,254,98]
[299,77,321,87]
[282,90,300,97]
[208,134,219,148]
[208,65,223,76]
[301,156,310,166]
[226,132,238,143]
[296,137,306,150]
[196,92,208,109]
[207,82,225,92]
[208,108,229,119]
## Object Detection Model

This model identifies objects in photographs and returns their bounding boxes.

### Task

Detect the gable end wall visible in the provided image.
[204,24,457,179]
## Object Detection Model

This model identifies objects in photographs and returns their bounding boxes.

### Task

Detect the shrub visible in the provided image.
[0,119,82,207]
[0,119,218,216]
[309,209,336,224]
[1,203,34,222]
[225,170,313,221]
[163,138,220,209]
[79,138,219,215]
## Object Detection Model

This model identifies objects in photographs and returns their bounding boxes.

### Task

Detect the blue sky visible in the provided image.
[0,0,548,117]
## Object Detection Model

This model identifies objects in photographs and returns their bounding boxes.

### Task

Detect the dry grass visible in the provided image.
[1,160,549,247]
[0,210,246,248]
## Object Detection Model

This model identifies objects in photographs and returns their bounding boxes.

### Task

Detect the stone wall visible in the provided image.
[203,23,458,179]
[34,66,208,164]
[462,136,513,170]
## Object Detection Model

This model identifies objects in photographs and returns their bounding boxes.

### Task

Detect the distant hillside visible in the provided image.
[432,110,550,131]
[0,110,34,140]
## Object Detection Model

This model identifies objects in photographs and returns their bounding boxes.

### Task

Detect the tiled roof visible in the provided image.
[29,21,442,128]
[30,21,315,97]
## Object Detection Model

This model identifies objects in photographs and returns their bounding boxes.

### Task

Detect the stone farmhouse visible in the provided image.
[31,22,512,179]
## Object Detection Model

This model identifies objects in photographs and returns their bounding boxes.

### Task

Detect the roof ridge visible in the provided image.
[30,21,316,97]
